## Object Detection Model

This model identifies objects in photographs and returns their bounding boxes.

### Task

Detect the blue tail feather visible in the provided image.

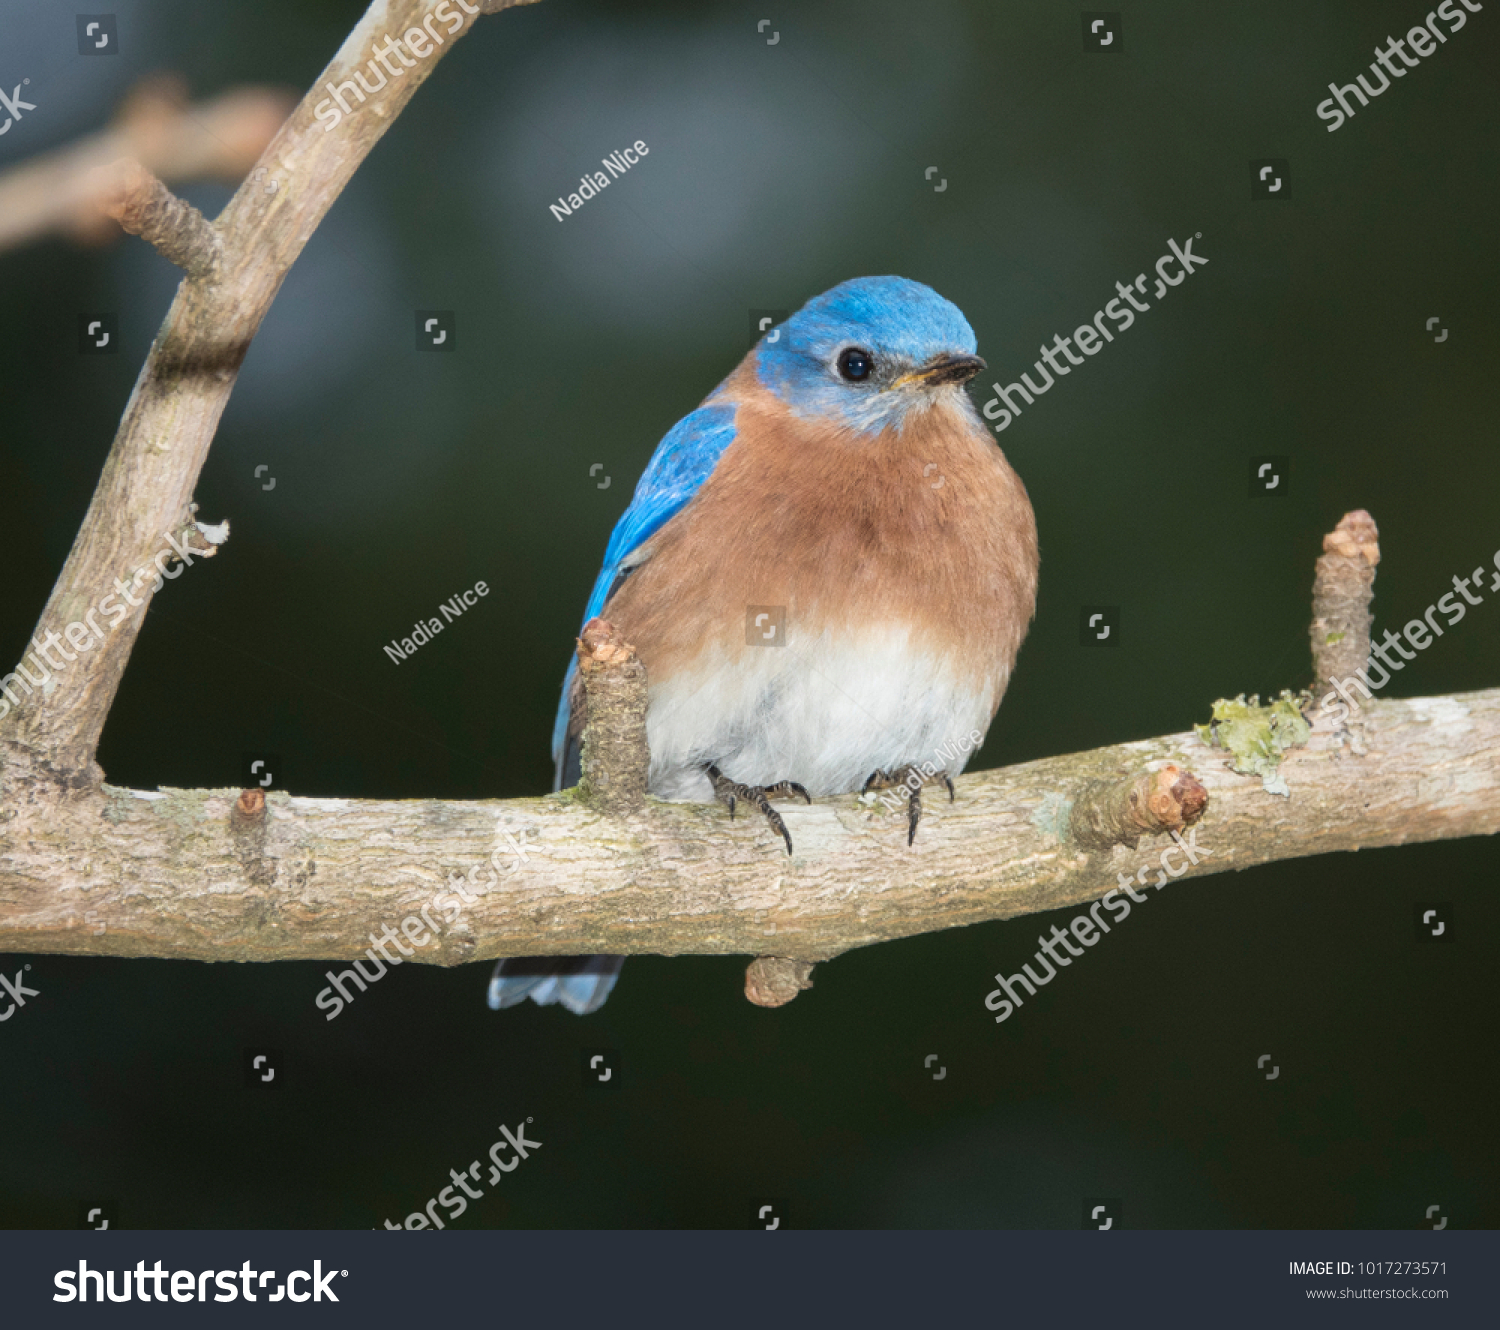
[488,954,623,1016]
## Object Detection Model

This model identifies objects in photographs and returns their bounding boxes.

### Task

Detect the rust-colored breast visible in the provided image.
[603,371,1039,715]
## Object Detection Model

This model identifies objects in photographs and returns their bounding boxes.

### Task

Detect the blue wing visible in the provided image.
[551,401,739,785]
[492,405,738,1018]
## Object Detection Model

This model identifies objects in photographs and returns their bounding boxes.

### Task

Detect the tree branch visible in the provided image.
[1,684,1496,965]
[1066,764,1207,852]
[0,0,525,781]
[1310,508,1380,690]
[746,957,816,1007]
[99,160,223,278]
[0,77,294,255]
[0,0,1493,997]
[575,619,649,814]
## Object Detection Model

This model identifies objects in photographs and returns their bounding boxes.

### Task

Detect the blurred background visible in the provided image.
[0,0,1497,1228]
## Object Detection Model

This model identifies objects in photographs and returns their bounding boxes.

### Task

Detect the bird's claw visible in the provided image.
[705,764,811,855]
[862,766,955,845]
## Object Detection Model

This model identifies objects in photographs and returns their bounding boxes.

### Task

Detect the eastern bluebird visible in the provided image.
[489,276,1038,1014]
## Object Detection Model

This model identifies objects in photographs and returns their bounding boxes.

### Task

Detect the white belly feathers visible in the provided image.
[642,624,1002,801]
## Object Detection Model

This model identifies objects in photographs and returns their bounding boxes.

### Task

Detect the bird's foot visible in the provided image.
[862,766,955,845]
[705,764,811,856]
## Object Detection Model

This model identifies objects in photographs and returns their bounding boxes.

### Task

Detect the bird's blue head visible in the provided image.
[754,276,985,436]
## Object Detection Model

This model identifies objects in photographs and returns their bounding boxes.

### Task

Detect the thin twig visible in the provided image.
[100,160,223,279]
[576,618,649,814]
[1310,508,1380,691]
[0,79,294,254]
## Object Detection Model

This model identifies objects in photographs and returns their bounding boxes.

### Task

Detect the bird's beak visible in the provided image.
[893,353,988,389]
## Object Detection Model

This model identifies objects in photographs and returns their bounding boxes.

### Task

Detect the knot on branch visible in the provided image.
[1069,764,1207,851]
[100,159,223,280]
[745,956,816,1007]
[1311,509,1380,691]
[231,788,274,885]
[577,618,649,815]
[169,508,231,564]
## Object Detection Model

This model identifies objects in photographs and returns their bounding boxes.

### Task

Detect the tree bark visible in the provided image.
[2,686,1496,965]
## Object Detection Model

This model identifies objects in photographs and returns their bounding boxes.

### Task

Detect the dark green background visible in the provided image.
[1,0,1496,1227]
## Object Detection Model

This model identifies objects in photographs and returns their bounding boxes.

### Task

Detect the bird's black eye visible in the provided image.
[836,347,873,382]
